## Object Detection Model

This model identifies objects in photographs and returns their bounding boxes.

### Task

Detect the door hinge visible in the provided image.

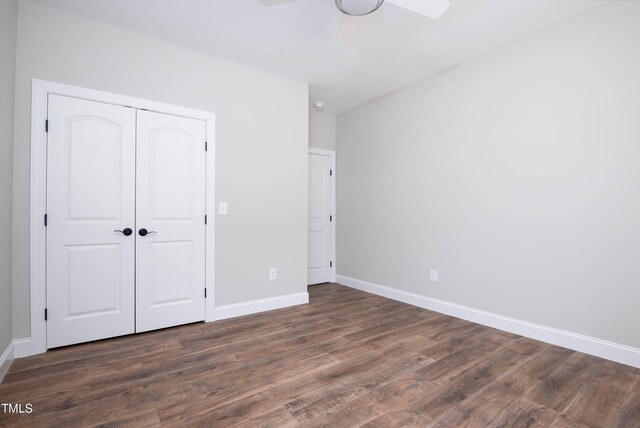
[330,215,333,222]
[205,215,208,225]
[44,308,48,321]
[205,141,208,151]
[204,288,207,298]
[330,169,333,176]
[330,261,333,268]
[44,214,48,227]
[45,120,48,133]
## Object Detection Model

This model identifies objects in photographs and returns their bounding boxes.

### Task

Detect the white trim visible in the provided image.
[0,340,16,383]
[211,292,309,321]
[13,338,32,359]
[28,80,48,357]
[336,274,640,369]
[29,79,216,357]
[308,147,336,283]
[204,111,216,323]
[308,147,335,157]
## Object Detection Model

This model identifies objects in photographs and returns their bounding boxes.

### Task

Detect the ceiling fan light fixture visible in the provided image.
[335,0,385,16]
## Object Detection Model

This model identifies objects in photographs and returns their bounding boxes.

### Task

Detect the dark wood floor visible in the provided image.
[1,283,639,427]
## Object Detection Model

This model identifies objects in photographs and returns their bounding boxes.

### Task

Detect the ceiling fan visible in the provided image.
[258,0,451,44]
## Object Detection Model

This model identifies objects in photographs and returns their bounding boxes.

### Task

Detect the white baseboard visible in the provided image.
[0,340,16,383]
[336,274,640,369]
[211,292,309,321]
[13,338,33,359]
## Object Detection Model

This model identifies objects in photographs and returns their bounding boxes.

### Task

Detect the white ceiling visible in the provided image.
[31,0,605,113]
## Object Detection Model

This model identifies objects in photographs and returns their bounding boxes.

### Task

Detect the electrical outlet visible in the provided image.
[269,268,277,280]
[430,269,438,283]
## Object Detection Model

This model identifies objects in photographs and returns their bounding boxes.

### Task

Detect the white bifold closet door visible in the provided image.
[46,95,206,348]
[46,95,137,348]
[135,110,206,333]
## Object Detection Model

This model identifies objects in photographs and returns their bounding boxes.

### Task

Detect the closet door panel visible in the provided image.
[136,110,206,332]
[46,95,136,348]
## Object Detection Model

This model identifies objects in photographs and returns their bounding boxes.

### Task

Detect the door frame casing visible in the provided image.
[308,147,336,284]
[25,79,216,357]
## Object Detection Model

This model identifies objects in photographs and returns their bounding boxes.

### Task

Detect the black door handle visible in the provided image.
[138,228,157,237]
[114,228,133,236]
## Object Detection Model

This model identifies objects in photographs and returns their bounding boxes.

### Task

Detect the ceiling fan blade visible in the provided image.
[385,0,450,19]
[258,0,298,6]
[336,14,359,45]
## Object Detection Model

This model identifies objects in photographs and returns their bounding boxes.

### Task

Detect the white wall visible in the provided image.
[309,109,336,151]
[337,3,640,348]
[12,1,309,339]
[0,0,18,355]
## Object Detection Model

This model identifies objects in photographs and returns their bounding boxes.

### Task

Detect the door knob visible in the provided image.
[138,228,157,237]
[114,228,133,236]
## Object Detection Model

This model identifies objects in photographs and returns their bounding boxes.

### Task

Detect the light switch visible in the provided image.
[219,202,228,215]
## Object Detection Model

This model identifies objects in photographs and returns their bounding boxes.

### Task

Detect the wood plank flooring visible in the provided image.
[1,283,639,427]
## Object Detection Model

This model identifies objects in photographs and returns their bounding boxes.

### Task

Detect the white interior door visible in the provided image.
[308,152,333,285]
[46,95,136,348]
[135,110,207,333]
